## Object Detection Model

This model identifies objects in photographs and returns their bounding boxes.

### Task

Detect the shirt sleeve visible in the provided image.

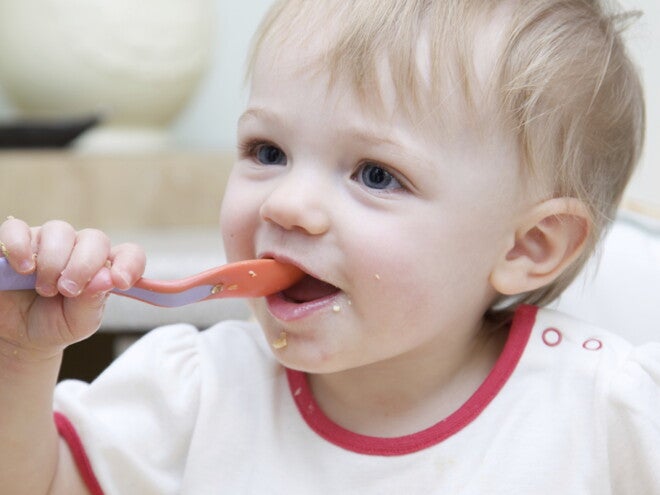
[54,324,202,495]
[606,342,660,492]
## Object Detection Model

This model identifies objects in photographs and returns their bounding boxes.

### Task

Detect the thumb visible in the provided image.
[59,268,114,345]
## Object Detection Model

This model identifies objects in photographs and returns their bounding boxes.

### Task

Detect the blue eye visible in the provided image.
[355,162,402,190]
[255,144,287,165]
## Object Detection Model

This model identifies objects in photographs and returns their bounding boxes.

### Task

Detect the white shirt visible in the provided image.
[54,305,660,494]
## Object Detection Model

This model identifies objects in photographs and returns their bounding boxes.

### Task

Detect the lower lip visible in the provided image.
[266,292,339,321]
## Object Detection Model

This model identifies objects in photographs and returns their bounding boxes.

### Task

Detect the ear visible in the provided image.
[490,198,591,296]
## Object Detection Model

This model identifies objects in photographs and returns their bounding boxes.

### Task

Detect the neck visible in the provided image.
[308,318,508,437]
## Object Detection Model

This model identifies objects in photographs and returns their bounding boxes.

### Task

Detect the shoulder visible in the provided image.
[528,306,637,368]
[530,306,660,385]
[532,307,634,348]
[519,307,660,489]
[529,309,660,491]
[55,319,271,409]
[124,319,270,369]
[53,319,277,494]
[135,319,276,385]
[518,306,658,401]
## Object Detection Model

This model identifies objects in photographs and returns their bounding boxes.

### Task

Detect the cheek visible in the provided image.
[341,223,430,316]
[343,213,494,314]
[219,178,259,260]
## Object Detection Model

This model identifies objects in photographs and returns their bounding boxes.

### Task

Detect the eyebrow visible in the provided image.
[237,107,283,128]
[239,107,405,148]
[346,127,406,150]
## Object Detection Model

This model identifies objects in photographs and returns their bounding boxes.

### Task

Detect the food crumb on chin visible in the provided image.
[272,331,288,349]
[332,304,341,313]
[374,274,381,280]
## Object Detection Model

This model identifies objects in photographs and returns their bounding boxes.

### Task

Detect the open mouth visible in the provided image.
[281,274,340,303]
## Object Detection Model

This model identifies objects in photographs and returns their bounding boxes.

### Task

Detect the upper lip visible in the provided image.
[258,251,337,289]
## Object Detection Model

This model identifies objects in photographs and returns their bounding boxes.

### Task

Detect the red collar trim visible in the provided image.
[54,412,105,495]
[286,304,538,456]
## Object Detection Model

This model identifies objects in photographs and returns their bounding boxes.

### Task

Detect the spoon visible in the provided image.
[0,257,304,308]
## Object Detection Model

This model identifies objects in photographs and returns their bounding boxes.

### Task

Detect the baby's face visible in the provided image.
[220,45,533,373]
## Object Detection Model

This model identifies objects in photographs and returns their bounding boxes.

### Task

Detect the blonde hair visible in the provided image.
[247,0,645,314]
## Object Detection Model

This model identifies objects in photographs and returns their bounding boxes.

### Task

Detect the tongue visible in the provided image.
[282,275,339,303]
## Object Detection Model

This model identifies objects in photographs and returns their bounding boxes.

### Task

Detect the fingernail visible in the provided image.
[19,260,35,273]
[117,271,131,289]
[60,279,81,296]
[37,284,57,297]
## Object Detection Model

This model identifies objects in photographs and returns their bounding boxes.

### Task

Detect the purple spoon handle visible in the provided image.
[111,284,218,307]
[0,256,36,290]
[1,257,227,307]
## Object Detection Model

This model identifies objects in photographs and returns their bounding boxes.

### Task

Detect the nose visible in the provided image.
[259,171,331,235]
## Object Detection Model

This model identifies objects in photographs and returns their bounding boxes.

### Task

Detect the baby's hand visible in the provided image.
[0,217,146,359]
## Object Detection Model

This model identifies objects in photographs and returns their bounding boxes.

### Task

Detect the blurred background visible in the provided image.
[0,0,657,380]
[0,0,657,203]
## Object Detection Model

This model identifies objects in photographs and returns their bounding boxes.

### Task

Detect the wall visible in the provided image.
[1,0,658,207]
[169,0,274,151]
[617,0,660,208]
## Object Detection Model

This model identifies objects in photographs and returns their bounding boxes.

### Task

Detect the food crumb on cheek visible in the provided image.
[272,331,288,349]
[374,274,381,280]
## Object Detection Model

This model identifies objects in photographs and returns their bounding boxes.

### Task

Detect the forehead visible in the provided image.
[248,1,514,141]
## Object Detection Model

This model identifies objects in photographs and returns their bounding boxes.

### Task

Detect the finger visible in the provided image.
[58,228,111,297]
[108,243,147,290]
[84,266,114,295]
[0,217,36,273]
[34,221,77,297]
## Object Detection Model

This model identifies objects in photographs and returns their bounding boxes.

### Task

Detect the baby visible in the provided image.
[0,0,654,494]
